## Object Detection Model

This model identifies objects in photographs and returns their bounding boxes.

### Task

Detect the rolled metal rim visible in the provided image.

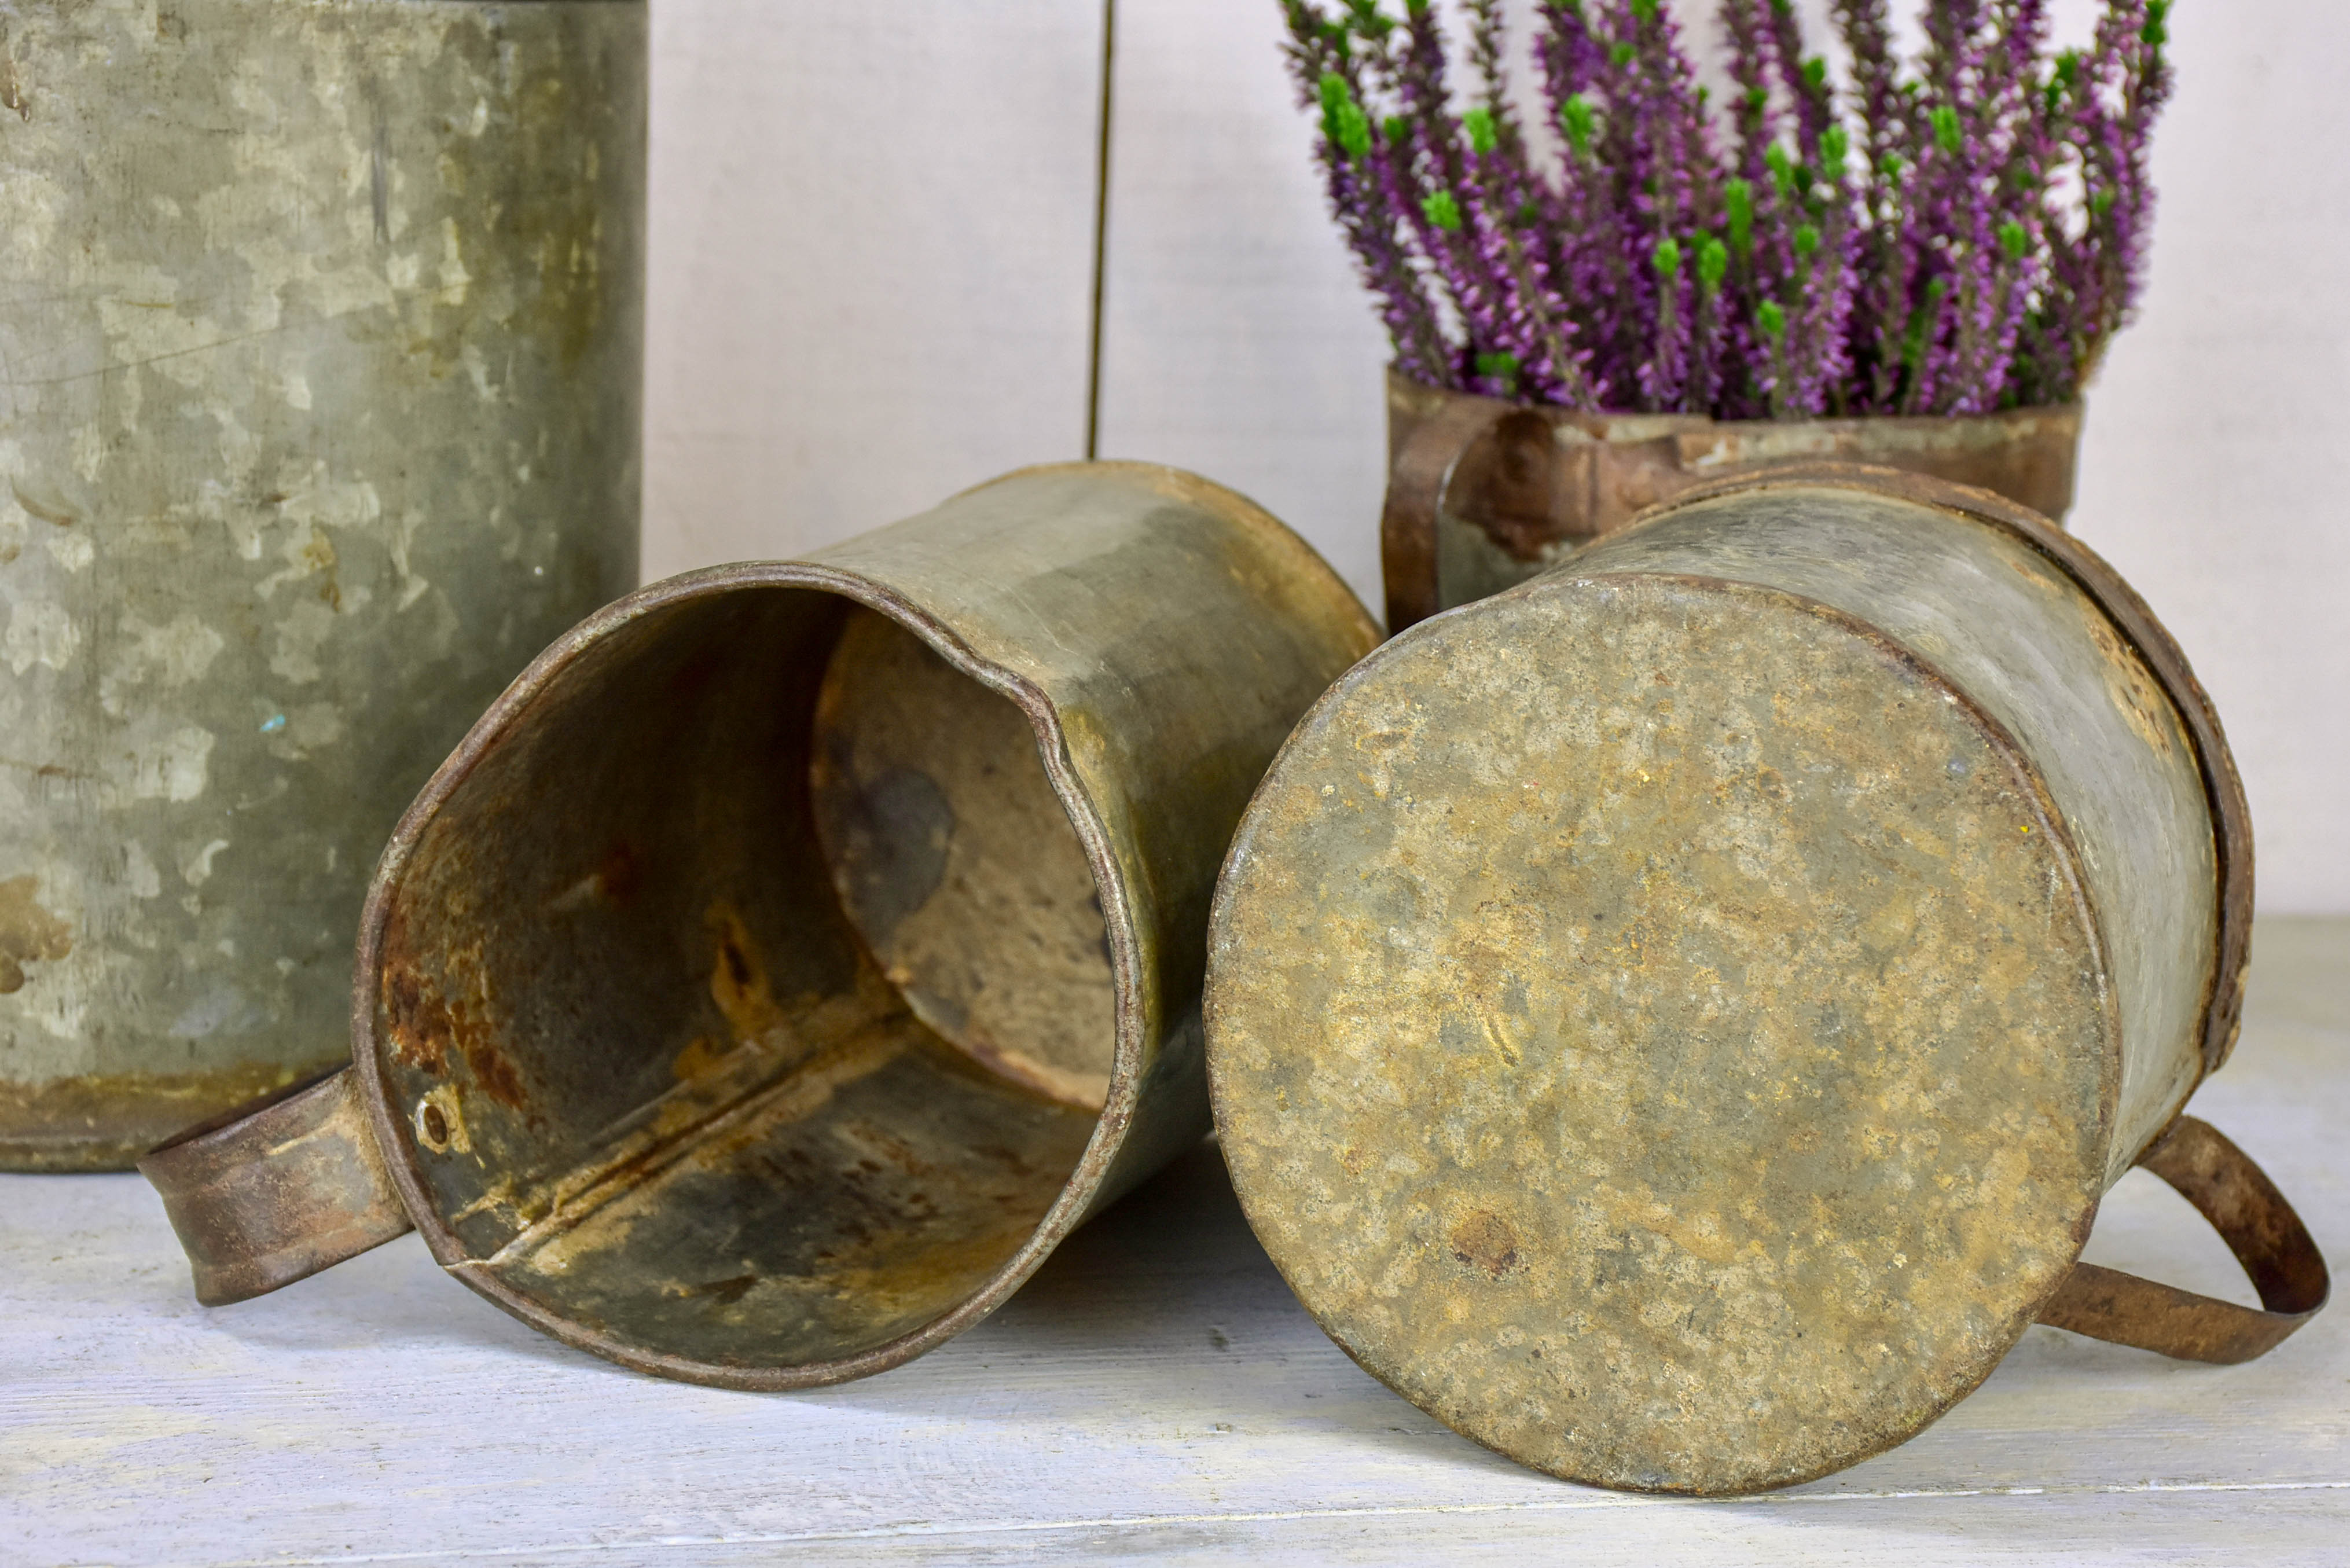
[1380,368,2087,633]
[349,561,1152,1390]
[1387,366,2088,444]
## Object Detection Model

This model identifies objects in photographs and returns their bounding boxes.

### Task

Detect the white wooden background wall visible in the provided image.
[645,0,2350,915]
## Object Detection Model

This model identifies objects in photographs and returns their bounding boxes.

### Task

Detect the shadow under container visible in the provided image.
[1210,465,2325,1494]
[0,0,646,1167]
[144,463,1378,1386]
[1382,370,2083,630]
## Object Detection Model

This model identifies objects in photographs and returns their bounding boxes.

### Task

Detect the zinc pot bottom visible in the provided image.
[1207,571,2117,1494]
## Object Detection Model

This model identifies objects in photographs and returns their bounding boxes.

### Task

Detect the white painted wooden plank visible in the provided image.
[2062,0,2350,919]
[1093,0,2350,912]
[832,1489,2350,1567]
[2,918,2344,1565]
[639,0,1105,580]
[1092,0,1393,612]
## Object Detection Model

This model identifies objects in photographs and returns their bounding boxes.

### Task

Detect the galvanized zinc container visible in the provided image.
[1382,370,2083,631]
[1209,466,2325,1494]
[0,0,645,1166]
[144,463,1378,1387]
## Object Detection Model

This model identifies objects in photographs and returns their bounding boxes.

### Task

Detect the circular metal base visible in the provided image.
[1209,570,2116,1494]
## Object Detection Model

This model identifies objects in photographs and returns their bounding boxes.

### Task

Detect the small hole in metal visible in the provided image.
[418,1100,450,1150]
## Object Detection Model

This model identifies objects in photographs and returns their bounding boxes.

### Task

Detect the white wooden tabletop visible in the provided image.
[6,916,2345,1567]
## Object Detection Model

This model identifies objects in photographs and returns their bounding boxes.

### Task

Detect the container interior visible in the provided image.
[369,586,1113,1376]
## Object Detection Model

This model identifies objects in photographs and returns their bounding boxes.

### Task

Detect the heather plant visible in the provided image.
[1283,0,2173,418]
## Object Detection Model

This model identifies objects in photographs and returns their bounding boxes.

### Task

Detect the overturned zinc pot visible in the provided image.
[1382,370,2083,631]
[142,463,1377,1387]
[1210,464,2325,1494]
[0,0,646,1167]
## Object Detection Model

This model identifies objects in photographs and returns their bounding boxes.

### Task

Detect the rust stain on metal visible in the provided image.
[139,1068,414,1305]
[0,875,72,993]
[704,902,793,1050]
[468,1008,921,1278]
[377,909,526,1114]
[2084,610,2184,759]
[379,931,451,1078]
[2037,1115,2328,1363]
[1448,1210,1526,1281]
[0,1060,306,1171]
[546,840,643,915]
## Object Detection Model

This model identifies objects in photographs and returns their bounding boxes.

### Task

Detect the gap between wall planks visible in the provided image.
[1092,0,1397,609]
[1085,0,1118,461]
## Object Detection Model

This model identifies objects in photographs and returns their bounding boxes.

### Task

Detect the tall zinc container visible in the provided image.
[0,0,645,1167]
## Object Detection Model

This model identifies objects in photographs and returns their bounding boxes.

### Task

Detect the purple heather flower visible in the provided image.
[1278,0,2166,417]
[1283,3,1455,387]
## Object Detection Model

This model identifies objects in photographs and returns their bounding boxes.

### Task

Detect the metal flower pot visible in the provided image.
[1210,465,2324,1494]
[0,0,646,1167]
[142,462,1378,1388]
[1382,370,2084,631]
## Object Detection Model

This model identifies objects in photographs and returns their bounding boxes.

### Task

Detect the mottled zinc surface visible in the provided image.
[1210,573,2119,1494]
[0,0,645,1165]
[1573,489,2217,1176]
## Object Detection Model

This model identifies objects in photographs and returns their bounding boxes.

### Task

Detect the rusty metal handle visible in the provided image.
[138,1066,414,1306]
[1380,397,1516,635]
[2037,1115,2329,1364]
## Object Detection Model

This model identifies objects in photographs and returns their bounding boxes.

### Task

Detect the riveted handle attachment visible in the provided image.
[138,1066,414,1306]
[2037,1115,2329,1364]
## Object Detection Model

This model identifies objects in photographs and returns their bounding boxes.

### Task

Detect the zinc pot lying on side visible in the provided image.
[0,0,646,1167]
[1209,465,2326,1494]
[1382,370,2083,630]
[143,463,1376,1388]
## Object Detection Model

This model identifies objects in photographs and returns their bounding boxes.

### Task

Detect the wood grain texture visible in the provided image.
[638,0,1103,579]
[1,917,2344,1564]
